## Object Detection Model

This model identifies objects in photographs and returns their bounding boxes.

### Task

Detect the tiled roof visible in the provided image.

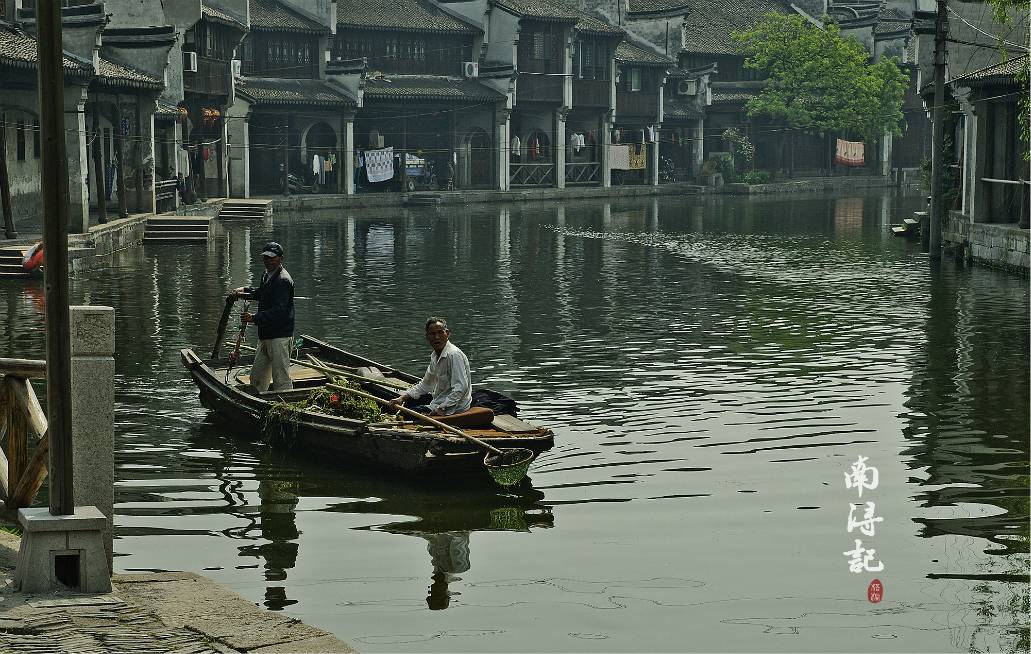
[873,7,910,35]
[236,77,358,106]
[250,0,329,33]
[362,75,505,102]
[573,9,624,36]
[0,22,91,75]
[491,0,580,22]
[680,0,792,55]
[202,3,247,30]
[337,0,480,34]
[626,0,692,17]
[664,96,703,120]
[616,40,672,66]
[951,54,1028,86]
[711,86,762,104]
[96,58,163,88]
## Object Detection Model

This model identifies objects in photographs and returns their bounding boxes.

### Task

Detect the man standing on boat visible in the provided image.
[391,318,471,416]
[232,242,295,392]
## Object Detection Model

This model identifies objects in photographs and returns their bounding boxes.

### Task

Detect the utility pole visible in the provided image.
[926,0,948,258]
[37,0,75,515]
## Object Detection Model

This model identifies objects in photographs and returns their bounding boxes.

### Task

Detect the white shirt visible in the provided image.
[405,341,472,415]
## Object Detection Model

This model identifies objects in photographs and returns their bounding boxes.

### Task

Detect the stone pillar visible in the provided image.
[67,88,90,233]
[971,100,989,223]
[554,109,566,189]
[600,113,612,188]
[139,108,156,213]
[227,111,249,198]
[693,117,705,178]
[496,109,510,191]
[70,305,115,569]
[343,116,355,196]
[880,129,892,177]
[649,126,660,186]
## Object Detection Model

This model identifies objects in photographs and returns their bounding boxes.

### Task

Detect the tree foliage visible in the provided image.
[733,14,909,141]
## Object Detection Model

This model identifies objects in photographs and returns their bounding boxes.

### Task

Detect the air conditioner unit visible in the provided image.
[231,59,242,77]
[183,51,198,73]
[677,79,697,96]
[463,61,479,78]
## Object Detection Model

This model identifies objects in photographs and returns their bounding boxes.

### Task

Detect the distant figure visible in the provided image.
[232,242,295,392]
[391,317,471,416]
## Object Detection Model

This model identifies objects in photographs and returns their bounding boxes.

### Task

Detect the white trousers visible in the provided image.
[250,337,293,392]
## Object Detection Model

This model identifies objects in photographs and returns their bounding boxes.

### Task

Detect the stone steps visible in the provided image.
[219,200,272,220]
[404,193,443,207]
[143,217,210,243]
[0,247,31,279]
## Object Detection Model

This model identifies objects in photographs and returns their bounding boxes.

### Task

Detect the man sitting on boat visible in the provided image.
[231,241,295,392]
[390,318,471,416]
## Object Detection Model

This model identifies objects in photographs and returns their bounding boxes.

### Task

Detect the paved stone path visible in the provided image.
[0,531,354,653]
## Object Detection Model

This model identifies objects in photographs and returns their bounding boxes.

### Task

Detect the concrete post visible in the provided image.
[971,101,989,223]
[496,109,510,191]
[344,117,355,195]
[67,89,90,233]
[227,110,249,198]
[139,108,157,213]
[554,109,566,189]
[600,113,612,188]
[70,305,115,569]
[693,117,705,178]
[880,129,892,177]
[649,126,660,186]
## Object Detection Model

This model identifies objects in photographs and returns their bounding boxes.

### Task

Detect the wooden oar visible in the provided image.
[328,383,534,487]
[235,344,408,390]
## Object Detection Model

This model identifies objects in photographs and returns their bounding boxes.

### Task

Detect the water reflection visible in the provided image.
[0,190,1027,651]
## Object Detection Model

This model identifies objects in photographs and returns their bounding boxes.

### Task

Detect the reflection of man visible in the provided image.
[232,242,295,392]
[425,532,470,610]
[390,317,471,416]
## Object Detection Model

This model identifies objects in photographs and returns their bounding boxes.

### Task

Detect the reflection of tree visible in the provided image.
[901,262,1029,652]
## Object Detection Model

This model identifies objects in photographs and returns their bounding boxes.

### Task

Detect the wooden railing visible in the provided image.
[0,358,49,514]
[510,163,555,187]
[566,161,600,186]
[517,72,564,104]
[184,55,230,96]
[573,79,610,108]
[617,92,659,118]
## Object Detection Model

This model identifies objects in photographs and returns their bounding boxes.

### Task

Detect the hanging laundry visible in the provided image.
[365,147,395,182]
[628,144,647,170]
[834,139,865,166]
[529,135,539,160]
[510,135,521,159]
[610,144,631,170]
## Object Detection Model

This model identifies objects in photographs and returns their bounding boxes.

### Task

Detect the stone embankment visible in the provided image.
[0,530,355,653]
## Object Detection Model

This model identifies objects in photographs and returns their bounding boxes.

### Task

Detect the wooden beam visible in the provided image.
[36,0,76,515]
[0,358,47,379]
[8,431,48,510]
[8,377,46,440]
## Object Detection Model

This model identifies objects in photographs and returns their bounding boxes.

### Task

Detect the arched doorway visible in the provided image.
[458,128,492,189]
[303,121,337,190]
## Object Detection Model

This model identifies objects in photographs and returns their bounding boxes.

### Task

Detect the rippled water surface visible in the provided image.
[1,191,1028,653]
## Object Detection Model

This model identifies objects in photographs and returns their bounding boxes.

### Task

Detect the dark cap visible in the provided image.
[261,242,284,258]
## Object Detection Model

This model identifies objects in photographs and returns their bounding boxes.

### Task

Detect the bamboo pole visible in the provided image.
[0,358,47,378]
[234,344,408,390]
[37,0,75,515]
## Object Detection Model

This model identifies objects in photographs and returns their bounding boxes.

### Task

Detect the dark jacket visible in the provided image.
[244,266,295,340]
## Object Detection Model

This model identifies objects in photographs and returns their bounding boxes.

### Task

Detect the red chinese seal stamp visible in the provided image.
[867,578,883,603]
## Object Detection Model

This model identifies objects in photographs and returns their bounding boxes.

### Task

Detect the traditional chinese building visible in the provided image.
[230,0,356,196]
[612,38,670,185]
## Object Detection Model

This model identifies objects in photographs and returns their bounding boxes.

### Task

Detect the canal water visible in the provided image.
[1,191,1028,653]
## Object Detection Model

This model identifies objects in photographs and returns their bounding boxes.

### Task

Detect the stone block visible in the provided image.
[70,306,115,356]
[15,506,112,593]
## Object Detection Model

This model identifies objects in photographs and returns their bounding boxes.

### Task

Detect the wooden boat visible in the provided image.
[180,298,554,479]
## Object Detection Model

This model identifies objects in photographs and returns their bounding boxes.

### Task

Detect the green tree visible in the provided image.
[733,14,909,143]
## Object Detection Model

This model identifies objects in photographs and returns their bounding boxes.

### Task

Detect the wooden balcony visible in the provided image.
[517,72,564,104]
[184,55,230,97]
[616,92,659,119]
[572,79,610,108]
